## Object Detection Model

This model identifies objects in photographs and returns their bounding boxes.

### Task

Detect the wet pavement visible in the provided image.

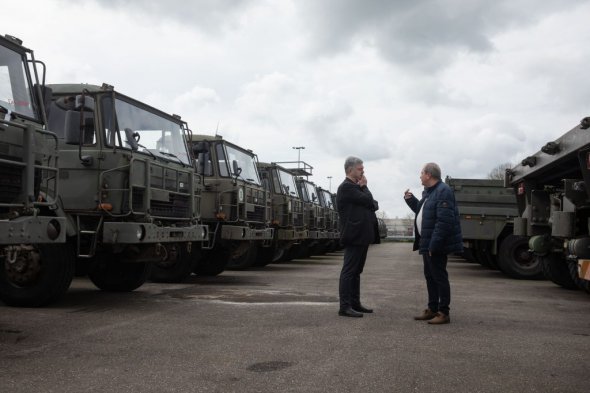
[1,242,589,393]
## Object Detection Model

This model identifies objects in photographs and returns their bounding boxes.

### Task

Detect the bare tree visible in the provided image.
[487,162,512,180]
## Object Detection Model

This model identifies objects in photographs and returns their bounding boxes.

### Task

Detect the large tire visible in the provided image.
[150,244,195,283]
[497,235,544,280]
[474,241,499,270]
[254,245,275,267]
[539,253,577,290]
[88,257,151,292]
[227,241,258,270]
[194,246,229,276]
[567,259,590,294]
[461,248,477,263]
[0,243,75,307]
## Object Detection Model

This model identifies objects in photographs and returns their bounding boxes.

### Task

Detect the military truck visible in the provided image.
[294,176,329,256]
[506,116,590,292]
[189,135,274,273]
[257,162,307,263]
[43,83,208,290]
[446,177,542,279]
[0,35,68,307]
[316,186,339,252]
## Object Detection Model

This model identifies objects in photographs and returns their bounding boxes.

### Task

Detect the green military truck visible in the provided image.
[0,35,68,306]
[295,176,330,257]
[446,177,542,279]
[316,186,339,252]
[257,162,307,263]
[506,116,590,292]
[43,83,208,290]
[189,135,274,273]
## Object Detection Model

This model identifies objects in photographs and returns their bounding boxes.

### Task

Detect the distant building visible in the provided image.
[383,218,414,237]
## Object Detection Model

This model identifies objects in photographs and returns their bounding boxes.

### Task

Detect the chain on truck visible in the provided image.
[506,116,590,293]
[0,34,68,307]
[189,135,274,274]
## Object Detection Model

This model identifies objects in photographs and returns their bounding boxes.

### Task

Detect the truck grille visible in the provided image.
[150,193,190,218]
[246,205,266,222]
[0,163,22,204]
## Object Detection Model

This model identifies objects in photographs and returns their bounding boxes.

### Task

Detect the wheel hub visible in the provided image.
[3,245,42,286]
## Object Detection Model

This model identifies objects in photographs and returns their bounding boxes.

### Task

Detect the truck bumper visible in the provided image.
[0,216,67,244]
[221,226,274,241]
[308,230,329,239]
[102,222,209,244]
[277,228,308,241]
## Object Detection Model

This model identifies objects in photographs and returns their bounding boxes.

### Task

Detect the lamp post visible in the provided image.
[327,176,332,192]
[292,146,305,168]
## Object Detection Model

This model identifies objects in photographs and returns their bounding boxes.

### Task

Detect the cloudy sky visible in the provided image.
[5,0,590,217]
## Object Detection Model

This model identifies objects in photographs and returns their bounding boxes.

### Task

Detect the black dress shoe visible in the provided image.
[352,305,373,313]
[338,308,363,318]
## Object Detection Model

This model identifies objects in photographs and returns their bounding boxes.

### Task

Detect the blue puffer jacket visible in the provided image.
[405,181,463,255]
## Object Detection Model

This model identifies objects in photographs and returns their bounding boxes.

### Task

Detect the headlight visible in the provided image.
[137,225,146,240]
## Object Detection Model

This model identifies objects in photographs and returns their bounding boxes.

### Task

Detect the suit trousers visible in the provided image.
[422,253,451,315]
[339,244,369,310]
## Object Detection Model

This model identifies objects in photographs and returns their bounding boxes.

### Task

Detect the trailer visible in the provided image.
[506,116,590,292]
[446,177,542,279]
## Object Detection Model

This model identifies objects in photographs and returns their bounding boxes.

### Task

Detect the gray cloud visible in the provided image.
[297,0,584,72]
[84,0,256,33]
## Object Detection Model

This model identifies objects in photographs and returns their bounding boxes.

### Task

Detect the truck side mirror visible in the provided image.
[232,160,242,177]
[64,110,81,145]
[192,141,209,154]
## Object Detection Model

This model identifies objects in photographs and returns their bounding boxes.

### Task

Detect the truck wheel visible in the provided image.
[194,247,229,276]
[461,248,477,263]
[497,235,544,280]
[227,241,258,270]
[567,259,590,294]
[539,253,577,290]
[0,243,75,307]
[88,258,151,291]
[474,241,499,270]
[150,244,195,283]
[254,246,275,267]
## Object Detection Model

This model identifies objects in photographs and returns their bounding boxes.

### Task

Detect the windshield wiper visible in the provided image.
[159,151,186,167]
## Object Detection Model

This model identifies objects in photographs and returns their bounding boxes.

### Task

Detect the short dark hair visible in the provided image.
[344,156,363,174]
[423,162,441,179]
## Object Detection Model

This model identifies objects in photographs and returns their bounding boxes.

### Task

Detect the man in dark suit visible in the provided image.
[336,156,380,318]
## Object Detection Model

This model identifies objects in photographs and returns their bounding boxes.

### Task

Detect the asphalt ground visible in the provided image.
[1,242,588,393]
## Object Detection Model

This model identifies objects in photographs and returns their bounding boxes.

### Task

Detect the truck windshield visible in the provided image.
[277,169,298,197]
[321,190,334,208]
[304,182,320,205]
[222,145,261,185]
[103,97,190,165]
[0,44,36,119]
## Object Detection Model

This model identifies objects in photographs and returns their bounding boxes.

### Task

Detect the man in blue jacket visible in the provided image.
[336,156,380,318]
[404,163,462,324]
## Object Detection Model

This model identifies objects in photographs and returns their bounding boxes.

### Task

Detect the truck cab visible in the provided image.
[257,162,307,263]
[0,34,68,307]
[189,135,273,273]
[44,83,208,290]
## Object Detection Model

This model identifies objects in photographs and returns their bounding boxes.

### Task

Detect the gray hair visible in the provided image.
[344,156,363,174]
[423,162,441,179]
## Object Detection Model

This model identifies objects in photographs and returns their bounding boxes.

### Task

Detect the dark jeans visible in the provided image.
[339,245,369,310]
[422,253,451,315]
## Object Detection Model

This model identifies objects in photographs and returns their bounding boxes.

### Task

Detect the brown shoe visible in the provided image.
[427,312,450,325]
[414,309,437,321]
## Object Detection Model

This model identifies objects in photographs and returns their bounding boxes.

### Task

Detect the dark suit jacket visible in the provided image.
[336,178,380,246]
